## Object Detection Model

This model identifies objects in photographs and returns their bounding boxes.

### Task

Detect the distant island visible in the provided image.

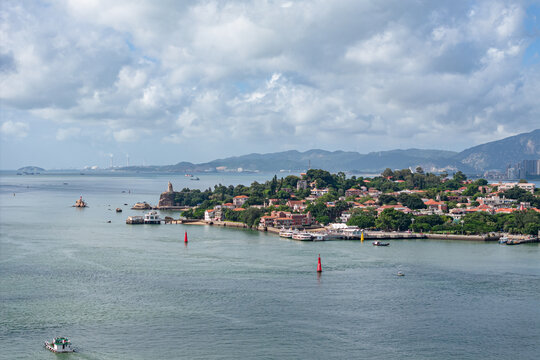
[16,166,45,174]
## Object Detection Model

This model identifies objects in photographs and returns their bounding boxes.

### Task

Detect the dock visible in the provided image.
[264,228,508,242]
[134,218,539,244]
[325,231,425,241]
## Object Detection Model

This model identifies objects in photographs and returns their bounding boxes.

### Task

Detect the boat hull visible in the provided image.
[44,342,74,353]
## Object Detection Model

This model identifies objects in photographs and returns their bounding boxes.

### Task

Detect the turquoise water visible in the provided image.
[1,174,539,359]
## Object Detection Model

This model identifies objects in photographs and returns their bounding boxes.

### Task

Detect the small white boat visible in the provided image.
[44,337,74,353]
[499,236,509,244]
[292,232,312,241]
[397,271,405,276]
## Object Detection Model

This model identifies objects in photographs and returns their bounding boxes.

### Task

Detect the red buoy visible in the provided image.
[184,231,188,243]
[317,254,322,272]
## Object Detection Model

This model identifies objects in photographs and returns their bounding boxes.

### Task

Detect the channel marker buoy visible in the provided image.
[317,254,322,272]
[184,231,188,243]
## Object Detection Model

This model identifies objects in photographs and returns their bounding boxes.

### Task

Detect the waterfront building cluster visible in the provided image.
[171,168,540,236]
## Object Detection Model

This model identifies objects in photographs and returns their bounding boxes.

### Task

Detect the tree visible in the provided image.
[316,215,330,225]
[306,169,335,187]
[415,166,424,174]
[305,202,328,222]
[382,168,394,178]
[270,175,278,195]
[347,214,375,228]
[476,179,488,186]
[375,209,412,231]
[453,171,467,183]
[397,193,426,209]
[242,208,265,227]
[502,186,540,208]
[283,175,299,188]
[462,185,478,196]
[192,207,206,219]
[462,212,497,233]
[378,194,397,205]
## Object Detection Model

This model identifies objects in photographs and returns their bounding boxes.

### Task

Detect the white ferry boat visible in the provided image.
[44,337,74,353]
[312,233,326,241]
[279,229,294,238]
[144,211,162,224]
[292,232,312,241]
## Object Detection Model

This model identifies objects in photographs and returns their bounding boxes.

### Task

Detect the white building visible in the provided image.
[204,209,223,221]
[477,195,516,208]
[496,182,535,194]
[340,212,352,223]
[311,188,329,197]
[233,195,249,206]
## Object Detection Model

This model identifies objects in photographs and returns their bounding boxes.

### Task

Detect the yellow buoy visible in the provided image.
[361,231,364,242]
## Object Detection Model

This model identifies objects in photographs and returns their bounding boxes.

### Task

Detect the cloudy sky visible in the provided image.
[1,0,539,169]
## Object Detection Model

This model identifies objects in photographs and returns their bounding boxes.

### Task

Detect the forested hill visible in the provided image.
[454,129,540,171]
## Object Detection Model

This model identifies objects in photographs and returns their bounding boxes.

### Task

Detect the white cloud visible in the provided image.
[0,0,538,166]
[56,127,81,140]
[113,129,140,142]
[0,121,29,138]
[345,30,404,66]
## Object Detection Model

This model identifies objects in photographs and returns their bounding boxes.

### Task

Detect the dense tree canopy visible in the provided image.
[175,168,538,235]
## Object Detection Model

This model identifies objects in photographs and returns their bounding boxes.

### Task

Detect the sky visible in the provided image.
[0,0,539,170]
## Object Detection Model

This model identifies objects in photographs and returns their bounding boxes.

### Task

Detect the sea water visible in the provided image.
[0,173,539,359]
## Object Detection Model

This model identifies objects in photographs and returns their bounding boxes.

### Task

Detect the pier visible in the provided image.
[264,228,510,242]
[325,231,425,241]
[148,219,539,244]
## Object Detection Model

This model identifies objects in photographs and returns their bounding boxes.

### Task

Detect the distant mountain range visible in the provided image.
[120,129,539,174]
[19,129,538,174]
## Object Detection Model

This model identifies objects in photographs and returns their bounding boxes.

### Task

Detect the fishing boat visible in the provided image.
[292,232,312,241]
[372,241,389,246]
[116,208,122,212]
[498,236,508,244]
[44,337,74,353]
[73,196,87,208]
[397,271,405,276]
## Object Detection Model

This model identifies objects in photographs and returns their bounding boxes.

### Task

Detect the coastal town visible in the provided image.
[127,168,540,243]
